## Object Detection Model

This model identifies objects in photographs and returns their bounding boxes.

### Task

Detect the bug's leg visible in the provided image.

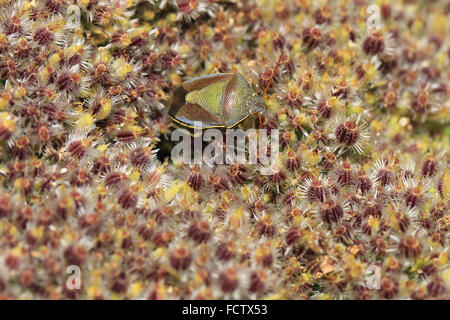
[262,51,284,97]
[258,52,283,130]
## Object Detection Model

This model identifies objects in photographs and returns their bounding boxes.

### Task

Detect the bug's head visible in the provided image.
[246,93,264,115]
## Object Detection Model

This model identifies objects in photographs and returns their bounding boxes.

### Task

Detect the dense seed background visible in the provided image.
[0,0,448,299]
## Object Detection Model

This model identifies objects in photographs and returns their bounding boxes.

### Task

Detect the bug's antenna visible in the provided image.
[262,51,283,98]
[259,51,284,128]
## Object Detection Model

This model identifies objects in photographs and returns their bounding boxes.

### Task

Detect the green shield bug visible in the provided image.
[169,53,283,129]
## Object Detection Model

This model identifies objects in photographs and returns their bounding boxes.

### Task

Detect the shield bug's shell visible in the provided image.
[169,73,264,129]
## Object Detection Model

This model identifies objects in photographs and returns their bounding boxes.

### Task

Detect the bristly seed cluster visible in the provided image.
[0,0,448,300]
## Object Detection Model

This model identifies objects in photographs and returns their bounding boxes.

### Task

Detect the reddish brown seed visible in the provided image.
[138,220,156,240]
[71,169,90,186]
[286,227,305,246]
[152,207,173,223]
[130,147,151,167]
[64,245,87,265]
[19,268,35,288]
[430,202,445,219]
[370,237,387,255]
[307,179,327,203]
[267,170,287,185]
[380,277,398,299]
[396,212,410,232]
[177,0,199,14]
[215,241,236,261]
[91,156,111,175]
[111,271,128,293]
[271,31,285,50]
[380,54,397,73]
[208,175,229,193]
[170,246,192,271]
[93,62,109,80]
[404,187,422,208]
[68,140,86,159]
[321,200,344,224]
[57,73,81,93]
[285,87,302,107]
[286,207,302,222]
[153,230,174,247]
[356,65,366,80]
[5,253,20,270]
[356,171,372,194]
[229,163,248,184]
[45,0,65,13]
[377,166,393,186]
[411,286,427,300]
[364,203,382,218]
[286,150,301,171]
[187,164,204,191]
[115,130,136,142]
[317,99,333,118]
[302,27,322,49]
[398,236,422,258]
[335,121,358,145]
[321,151,336,170]
[12,136,31,159]
[255,215,276,237]
[0,193,11,217]
[312,129,327,144]
[254,245,273,267]
[280,131,293,148]
[4,16,22,35]
[382,90,397,108]
[381,4,392,18]
[430,232,445,246]
[0,115,15,140]
[334,224,351,241]
[38,209,53,226]
[249,200,265,216]
[187,221,211,243]
[336,161,353,186]
[427,277,446,298]
[422,158,437,177]
[411,90,430,113]
[219,268,239,293]
[38,125,50,142]
[117,187,137,209]
[249,270,267,293]
[34,27,54,45]
[314,6,331,24]
[362,30,385,55]
[105,172,127,187]
[332,81,349,98]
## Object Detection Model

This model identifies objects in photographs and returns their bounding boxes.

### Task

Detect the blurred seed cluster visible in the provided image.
[0,0,448,299]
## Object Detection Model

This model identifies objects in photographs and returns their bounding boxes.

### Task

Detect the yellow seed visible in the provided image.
[75,113,95,130]
[96,98,112,120]
[0,98,9,110]
[48,53,61,66]
[130,282,143,296]
[167,13,177,23]
[240,185,252,200]
[165,182,183,202]
[14,86,27,98]
[130,170,140,181]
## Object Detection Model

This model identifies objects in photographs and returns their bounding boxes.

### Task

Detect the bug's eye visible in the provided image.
[247,94,264,113]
